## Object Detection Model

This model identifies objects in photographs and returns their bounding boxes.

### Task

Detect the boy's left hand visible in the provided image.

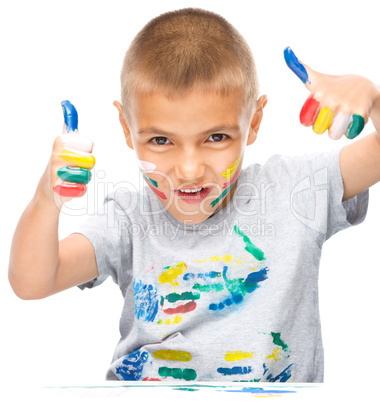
[284,46,380,140]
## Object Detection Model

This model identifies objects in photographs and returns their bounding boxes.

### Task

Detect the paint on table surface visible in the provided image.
[44,384,302,398]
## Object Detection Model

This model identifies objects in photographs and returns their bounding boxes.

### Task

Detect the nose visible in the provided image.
[174,149,207,183]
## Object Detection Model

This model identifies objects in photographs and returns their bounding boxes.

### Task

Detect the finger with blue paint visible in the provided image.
[62,100,79,133]
[53,101,95,198]
[284,46,366,139]
[284,47,311,86]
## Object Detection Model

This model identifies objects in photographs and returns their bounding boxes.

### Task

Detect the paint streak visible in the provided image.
[142,173,158,187]
[209,264,268,311]
[347,114,365,139]
[210,181,235,207]
[183,271,222,282]
[221,156,240,180]
[263,364,269,376]
[271,333,288,352]
[195,255,234,263]
[138,160,156,172]
[58,148,96,169]
[234,225,266,261]
[53,183,86,198]
[228,266,267,296]
[115,349,149,381]
[174,388,199,391]
[153,350,192,362]
[267,364,294,382]
[159,262,187,286]
[142,377,161,381]
[147,181,167,200]
[283,46,310,84]
[313,107,334,135]
[163,301,197,315]
[267,348,281,362]
[165,291,200,303]
[158,367,197,381]
[61,100,78,132]
[192,283,224,292]
[300,95,320,126]
[223,168,241,189]
[157,315,183,325]
[225,351,253,362]
[223,388,296,395]
[217,366,252,376]
[133,280,159,322]
[57,166,92,184]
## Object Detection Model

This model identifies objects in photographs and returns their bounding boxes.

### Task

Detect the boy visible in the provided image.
[8,8,380,382]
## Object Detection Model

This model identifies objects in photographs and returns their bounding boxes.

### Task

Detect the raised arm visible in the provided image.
[284,47,380,201]
[8,101,98,299]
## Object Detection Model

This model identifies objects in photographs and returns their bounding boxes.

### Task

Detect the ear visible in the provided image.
[247,95,268,146]
[113,100,134,150]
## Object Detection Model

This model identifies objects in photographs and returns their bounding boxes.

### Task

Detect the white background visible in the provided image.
[1,0,380,392]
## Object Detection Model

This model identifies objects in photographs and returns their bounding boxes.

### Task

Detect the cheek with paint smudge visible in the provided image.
[138,160,168,200]
[210,156,241,208]
[138,159,156,173]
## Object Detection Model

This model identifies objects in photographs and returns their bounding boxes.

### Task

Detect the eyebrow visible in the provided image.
[137,124,241,137]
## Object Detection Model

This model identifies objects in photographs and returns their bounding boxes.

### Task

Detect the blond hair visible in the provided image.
[120,8,259,120]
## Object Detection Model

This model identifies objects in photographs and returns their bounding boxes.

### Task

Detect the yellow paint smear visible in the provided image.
[157,315,182,325]
[221,156,240,181]
[194,254,235,264]
[225,351,253,362]
[58,148,96,169]
[153,349,192,362]
[158,262,187,286]
[172,315,182,324]
[266,347,281,362]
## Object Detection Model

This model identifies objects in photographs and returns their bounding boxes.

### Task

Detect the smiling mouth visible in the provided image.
[174,186,213,203]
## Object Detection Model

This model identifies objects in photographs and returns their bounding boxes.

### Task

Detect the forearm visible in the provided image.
[8,176,61,300]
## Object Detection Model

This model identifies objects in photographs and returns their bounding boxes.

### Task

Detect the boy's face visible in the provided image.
[114,89,267,225]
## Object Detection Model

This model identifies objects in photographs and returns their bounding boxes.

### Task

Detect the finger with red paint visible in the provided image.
[284,46,371,140]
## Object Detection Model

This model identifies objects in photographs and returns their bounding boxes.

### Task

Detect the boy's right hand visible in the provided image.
[40,101,95,209]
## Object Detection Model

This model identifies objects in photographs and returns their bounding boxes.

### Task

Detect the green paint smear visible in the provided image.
[271,332,288,351]
[233,225,265,261]
[347,114,365,139]
[142,173,158,187]
[224,277,244,294]
[210,182,234,208]
[192,283,224,292]
[158,367,197,381]
[166,291,201,303]
[174,388,199,391]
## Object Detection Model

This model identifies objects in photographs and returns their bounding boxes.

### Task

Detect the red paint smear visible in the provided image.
[147,182,167,200]
[53,183,86,197]
[142,377,161,381]
[223,169,240,189]
[163,301,197,315]
[300,95,320,126]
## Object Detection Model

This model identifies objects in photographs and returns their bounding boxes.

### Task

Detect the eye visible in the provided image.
[149,137,171,146]
[208,133,229,142]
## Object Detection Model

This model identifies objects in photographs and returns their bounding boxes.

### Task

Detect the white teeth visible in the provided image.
[179,188,203,193]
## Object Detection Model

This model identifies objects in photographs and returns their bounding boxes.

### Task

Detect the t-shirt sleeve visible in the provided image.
[263,146,369,249]
[73,190,133,291]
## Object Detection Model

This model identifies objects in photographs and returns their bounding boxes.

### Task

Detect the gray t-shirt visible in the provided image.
[76,147,369,383]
